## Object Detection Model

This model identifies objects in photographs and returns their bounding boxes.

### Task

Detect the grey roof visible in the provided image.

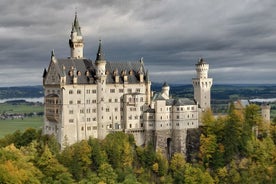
[72,13,82,36]
[163,82,169,87]
[196,58,207,65]
[96,40,105,62]
[47,56,147,85]
[173,98,196,106]
[152,92,166,101]
[166,98,196,106]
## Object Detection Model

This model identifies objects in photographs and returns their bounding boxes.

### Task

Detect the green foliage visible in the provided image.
[1,104,276,183]
[103,132,134,169]
[59,140,92,181]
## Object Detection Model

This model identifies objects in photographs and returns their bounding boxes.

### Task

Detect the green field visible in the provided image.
[0,103,43,114]
[0,116,43,138]
[0,101,44,138]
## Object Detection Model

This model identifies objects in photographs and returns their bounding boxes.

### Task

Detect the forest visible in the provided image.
[1,104,276,183]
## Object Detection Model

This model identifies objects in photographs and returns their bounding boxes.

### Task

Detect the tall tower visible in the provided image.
[261,103,271,123]
[192,58,213,111]
[69,12,84,58]
[95,40,107,139]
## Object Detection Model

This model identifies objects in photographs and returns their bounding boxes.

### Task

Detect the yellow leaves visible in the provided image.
[152,162,159,173]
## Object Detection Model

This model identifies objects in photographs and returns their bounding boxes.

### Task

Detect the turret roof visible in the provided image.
[72,12,82,36]
[96,40,105,62]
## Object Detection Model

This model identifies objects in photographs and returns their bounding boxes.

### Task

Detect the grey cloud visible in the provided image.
[0,0,276,86]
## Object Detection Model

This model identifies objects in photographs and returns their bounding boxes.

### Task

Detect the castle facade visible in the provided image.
[43,14,212,156]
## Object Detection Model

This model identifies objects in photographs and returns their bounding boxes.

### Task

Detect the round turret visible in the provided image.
[196,58,209,79]
[161,82,170,98]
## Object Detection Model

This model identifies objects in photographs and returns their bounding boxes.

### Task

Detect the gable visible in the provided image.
[44,61,60,85]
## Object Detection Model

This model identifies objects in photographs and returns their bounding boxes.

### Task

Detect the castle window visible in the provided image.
[115,99,118,102]
[106,108,109,112]
[69,100,73,104]
[119,89,124,93]
[109,99,112,103]
[77,100,81,104]
[80,109,84,113]
[87,118,91,122]
[127,89,132,93]
[109,116,111,120]
[191,107,194,110]
[81,127,84,131]
[129,124,132,128]
[69,119,74,123]
[86,109,91,113]
[129,116,132,120]
[177,115,179,119]
[136,88,140,92]
[160,116,162,120]
[177,108,179,111]
[92,100,96,103]
[86,90,90,94]
[110,89,115,93]
[86,99,90,104]
[69,110,73,114]
[92,90,96,93]
[181,108,183,111]
[77,90,81,94]
[176,123,179,126]
[101,98,104,102]
[69,90,73,94]
[140,97,143,102]
[187,107,190,110]
[93,118,96,121]
[87,126,91,131]
[92,109,96,113]
[115,108,118,112]
[160,124,162,127]
[141,123,143,127]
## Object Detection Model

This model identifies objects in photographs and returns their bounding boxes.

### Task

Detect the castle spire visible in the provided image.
[96,40,105,62]
[72,11,82,36]
[69,12,84,58]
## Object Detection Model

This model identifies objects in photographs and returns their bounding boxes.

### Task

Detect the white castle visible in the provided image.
[42,14,213,156]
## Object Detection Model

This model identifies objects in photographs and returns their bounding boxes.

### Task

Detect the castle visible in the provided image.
[42,14,213,156]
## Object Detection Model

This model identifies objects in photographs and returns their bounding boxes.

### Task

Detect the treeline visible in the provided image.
[0,86,43,99]
[1,104,276,183]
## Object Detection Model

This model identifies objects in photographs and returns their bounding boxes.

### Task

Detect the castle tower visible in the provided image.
[261,103,271,123]
[69,12,84,58]
[161,82,170,99]
[192,58,213,111]
[95,40,107,139]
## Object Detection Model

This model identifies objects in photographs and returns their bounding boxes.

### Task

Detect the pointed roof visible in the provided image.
[96,40,105,62]
[71,12,82,36]
[162,82,169,87]
[196,58,207,65]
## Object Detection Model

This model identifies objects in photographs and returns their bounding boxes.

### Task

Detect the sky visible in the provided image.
[0,0,276,86]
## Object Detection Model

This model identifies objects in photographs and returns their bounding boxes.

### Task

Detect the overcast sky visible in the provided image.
[0,0,276,86]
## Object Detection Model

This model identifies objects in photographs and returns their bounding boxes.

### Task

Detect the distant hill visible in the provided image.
[1,84,276,100]
[0,86,43,99]
[152,83,276,100]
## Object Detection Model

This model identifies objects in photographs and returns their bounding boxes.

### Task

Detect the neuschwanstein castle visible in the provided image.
[42,14,213,156]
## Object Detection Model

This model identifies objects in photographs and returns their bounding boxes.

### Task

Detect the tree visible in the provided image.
[36,144,74,183]
[103,132,134,169]
[0,144,42,183]
[59,140,92,181]
[98,163,117,184]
